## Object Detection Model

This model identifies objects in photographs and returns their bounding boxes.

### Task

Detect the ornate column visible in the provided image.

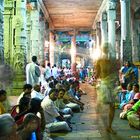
[13,0,27,73]
[4,0,13,65]
[0,0,4,64]
[101,11,108,46]
[31,10,39,58]
[49,31,55,67]
[38,11,45,63]
[71,30,76,73]
[44,21,50,66]
[120,0,132,62]
[107,0,117,58]
[96,22,101,49]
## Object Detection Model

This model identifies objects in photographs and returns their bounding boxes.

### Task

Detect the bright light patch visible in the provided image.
[92,48,101,61]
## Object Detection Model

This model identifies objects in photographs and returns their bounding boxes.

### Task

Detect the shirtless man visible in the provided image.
[95,43,118,134]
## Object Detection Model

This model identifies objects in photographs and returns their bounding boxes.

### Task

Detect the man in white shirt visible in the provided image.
[52,64,58,79]
[44,63,52,80]
[31,85,44,100]
[41,89,71,132]
[26,56,41,86]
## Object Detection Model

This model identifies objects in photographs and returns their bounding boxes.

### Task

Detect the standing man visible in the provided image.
[26,56,40,86]
[95,43,118,134]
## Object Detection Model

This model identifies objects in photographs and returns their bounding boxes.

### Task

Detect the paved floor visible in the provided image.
[8,83,140,140]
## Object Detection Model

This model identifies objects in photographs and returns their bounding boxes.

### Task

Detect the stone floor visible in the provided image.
[8,83,140,140]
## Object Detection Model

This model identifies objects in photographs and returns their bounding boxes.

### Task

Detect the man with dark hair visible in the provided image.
[17,84,32,104]
[41,89,71,132]
[32,56,37,62]
[26,56,41,86]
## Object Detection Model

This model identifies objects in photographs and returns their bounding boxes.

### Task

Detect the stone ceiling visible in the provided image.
[42,0,103,30]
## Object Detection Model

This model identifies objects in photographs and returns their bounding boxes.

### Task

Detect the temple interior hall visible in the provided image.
[0,0,140,140]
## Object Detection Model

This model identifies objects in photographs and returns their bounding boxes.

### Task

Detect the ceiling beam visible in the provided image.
[54,27,92,32]
[38,0,54,30]
[92,0,108,29]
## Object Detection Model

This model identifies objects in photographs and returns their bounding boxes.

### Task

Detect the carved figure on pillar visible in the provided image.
[108,0,117,10]
[102,11,107,21]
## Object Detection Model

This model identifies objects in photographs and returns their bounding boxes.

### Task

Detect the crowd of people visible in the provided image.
[0,53,140,140]
[0,56,87,140]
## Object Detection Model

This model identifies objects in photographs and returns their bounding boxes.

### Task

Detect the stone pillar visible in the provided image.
[71,30,76,73]
[13,0,27,73]
[107,0,116,58]
[49,31,55,67]
[4,0,13,65]
[30,7,39,58]
[101,11,108,46]
[0,0,4,64]
[120,0,132,62]
[96,22,101,49]
[44,21,49,67]
[38,12,45,63]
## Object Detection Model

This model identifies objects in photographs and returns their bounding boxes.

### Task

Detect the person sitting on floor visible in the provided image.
[127,99,140,129]
[31,85,44,100]
[0,113,20,140]
[54,88,73,115]
[17,84,32,104]
[17,113,39,140]
[41,88,72,132]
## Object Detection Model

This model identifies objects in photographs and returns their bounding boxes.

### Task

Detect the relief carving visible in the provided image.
[108,0,117,10]
[13,51,24,70]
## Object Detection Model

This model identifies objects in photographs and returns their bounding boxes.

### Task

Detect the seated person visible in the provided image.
[54,88,73,115]
[119,83,133,109]
[41,89,72,132]
[31,84,44,100]
[0,113,20,140]
[123,83,140,111]
[17,113,39,140]
[127,99,140,129]
[11,96,30,125]
[17,84,32,104]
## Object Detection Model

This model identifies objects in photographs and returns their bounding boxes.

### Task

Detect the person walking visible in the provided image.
[95,43,118,134]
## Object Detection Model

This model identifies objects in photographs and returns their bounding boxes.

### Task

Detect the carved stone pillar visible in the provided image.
[120,0,132,62]
[107,0,117,59]
[101,11,108,46]
[71,30,76,73]
[4,0,13,65]
[0,0,4,64]
[49,31,55,67]
[38,13,45,63]
[96,22,101,49]
[13,0,27,73]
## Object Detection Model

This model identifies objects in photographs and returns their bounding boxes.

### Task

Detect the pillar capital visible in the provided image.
[107,0,117,10]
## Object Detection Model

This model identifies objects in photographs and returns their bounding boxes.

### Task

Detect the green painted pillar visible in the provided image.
[4,0,13,65]
[4,0,27,94]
